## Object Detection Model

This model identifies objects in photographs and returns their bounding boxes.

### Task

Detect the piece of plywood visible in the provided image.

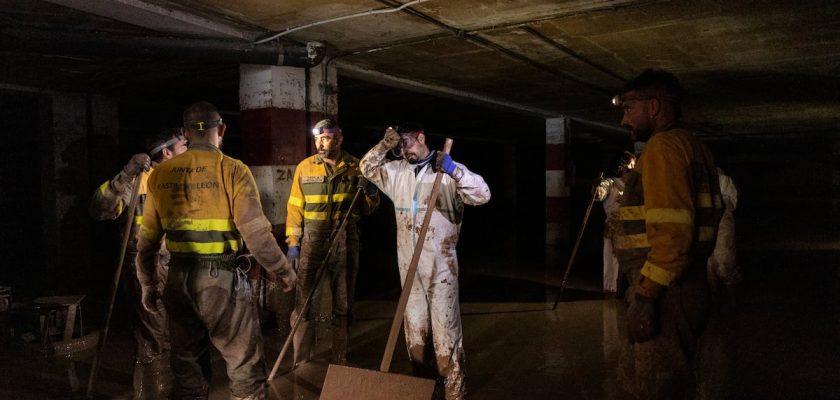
[320,364,436,400]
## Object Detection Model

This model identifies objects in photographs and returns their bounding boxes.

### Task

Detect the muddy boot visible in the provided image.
[231,387,266,400]
[133,356,172,400]
[132,361,146,400]
[293,320,314,369]
[331,317,349,365]
[444,373,466,400]
[147,353,173,399]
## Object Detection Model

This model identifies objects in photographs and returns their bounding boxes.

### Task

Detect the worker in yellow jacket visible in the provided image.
[89,128,187,400]
[611,70,724,400]
[136,101,296,400]
[286,119,379,368]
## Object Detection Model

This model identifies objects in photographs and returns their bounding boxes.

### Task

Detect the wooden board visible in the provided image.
[320,364,436,400]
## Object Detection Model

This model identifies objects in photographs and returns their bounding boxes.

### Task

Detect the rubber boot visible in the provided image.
[132,361,146,400]
[293,320,314,368]
[231,387,266,400]
[147,353,173,400]
[133,355,173,400]
[331,317,349,365]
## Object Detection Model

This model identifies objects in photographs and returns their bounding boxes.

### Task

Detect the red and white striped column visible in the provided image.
[546,117,570,261]
[238,64,337,233]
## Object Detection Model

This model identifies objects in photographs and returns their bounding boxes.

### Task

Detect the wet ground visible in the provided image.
[1,214,838,399]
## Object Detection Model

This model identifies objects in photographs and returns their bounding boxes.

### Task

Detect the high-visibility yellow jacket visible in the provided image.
[137,144,288,282]
[614,128,724,298]
[89,168,154,254]
[286,151,379,246]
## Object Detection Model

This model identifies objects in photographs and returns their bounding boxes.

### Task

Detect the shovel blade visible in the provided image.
[320,364,436,400]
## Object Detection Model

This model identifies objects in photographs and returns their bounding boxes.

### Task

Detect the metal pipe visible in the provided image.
[0,28,325,67]
[372,0,609,94]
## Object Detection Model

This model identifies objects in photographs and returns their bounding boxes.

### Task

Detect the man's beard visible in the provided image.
[625,123,652,142]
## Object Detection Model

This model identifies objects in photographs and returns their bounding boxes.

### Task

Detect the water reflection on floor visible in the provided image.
[1,252,838,399]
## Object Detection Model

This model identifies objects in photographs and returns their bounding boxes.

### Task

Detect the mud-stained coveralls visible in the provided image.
[286,151,379,364]
[360,143,491,400]
[614,128,723,400]
[697,168,740,400]
[136,144,292,400]
[89,166,172,400]
[596,177,625,294]
[707,168,740,286]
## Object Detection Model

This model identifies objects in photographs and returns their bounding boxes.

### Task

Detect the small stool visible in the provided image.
[33,295,86,345]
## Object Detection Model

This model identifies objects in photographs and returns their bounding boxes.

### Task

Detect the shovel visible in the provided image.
[267,182,367,381]
[319,138,454,400]
[87,171,143,398]
[552,172,604,310]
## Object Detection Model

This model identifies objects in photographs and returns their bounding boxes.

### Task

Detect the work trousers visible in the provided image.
[165,256,266,399]
[123,251,172,400]
[619,265,711,400]
[293,226,359,321]
[602,237,620,293]
[291,226,359,363]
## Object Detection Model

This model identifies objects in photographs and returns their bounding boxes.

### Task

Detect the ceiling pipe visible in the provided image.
[0,28,326,68]
[372,0,609,94]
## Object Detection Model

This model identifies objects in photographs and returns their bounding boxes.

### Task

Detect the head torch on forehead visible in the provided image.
[611,93,679,108]
[311,126,341,136]
[149,135,186,157]
[185,118,223,131]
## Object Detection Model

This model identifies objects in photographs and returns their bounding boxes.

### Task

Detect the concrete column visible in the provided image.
[239,64,337,231]
[239,64,337,335]
[546,117,570,264]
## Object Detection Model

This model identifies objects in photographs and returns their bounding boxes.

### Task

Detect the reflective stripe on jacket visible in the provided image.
[140,145,254,255]
[614,128,724,287]
[286,151,378,246]
[90,169,151,252]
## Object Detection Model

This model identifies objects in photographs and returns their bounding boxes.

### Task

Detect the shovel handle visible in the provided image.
[268,184,366,380]
[380,138,452,372]
[87,172,143,398]
[552,172,604,310]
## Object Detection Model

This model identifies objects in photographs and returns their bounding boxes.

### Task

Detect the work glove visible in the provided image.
[435,152,457,176]
[381,127,400,150]
[123,153,151,177]
[267,267,297,293]
[626,294,658,343]
[287,245,300,262]
[594,179,610,201]
[358,177,378,197]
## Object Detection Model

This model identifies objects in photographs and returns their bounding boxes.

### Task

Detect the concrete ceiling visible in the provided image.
[3,0,839,136]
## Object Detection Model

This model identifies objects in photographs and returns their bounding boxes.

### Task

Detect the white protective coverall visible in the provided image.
[596,177,625,294]
[360,144,490,400]
[707,168,740,285]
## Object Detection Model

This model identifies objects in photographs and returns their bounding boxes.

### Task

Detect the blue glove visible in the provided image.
[435,152,457,176]
[287,245,300,262]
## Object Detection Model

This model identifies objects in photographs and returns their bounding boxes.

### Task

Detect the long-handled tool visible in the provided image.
[267,183,365,380]
[87,173,143,399]
[553,172,604,310]
[319,138,454,400]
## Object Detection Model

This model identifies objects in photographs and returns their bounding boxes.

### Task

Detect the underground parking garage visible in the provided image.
[1,1,839,399]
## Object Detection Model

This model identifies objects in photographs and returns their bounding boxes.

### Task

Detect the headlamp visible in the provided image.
[186,118,223,131]
[311,127,341,136]
[611,94,679,108]
[149,135,185,157]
